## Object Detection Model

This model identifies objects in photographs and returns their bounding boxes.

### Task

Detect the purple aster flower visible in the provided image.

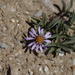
[26,26,51,52]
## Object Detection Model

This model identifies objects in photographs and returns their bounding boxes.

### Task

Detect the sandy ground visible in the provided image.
[0,0,75,75]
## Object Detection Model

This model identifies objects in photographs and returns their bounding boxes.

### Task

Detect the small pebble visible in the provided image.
[26,11,29,14]
[17,23,20,26]
[44,66,49,74]
[9,57,12,60]
[0,42,7,49]
[41,0,57,12]
[0,20,3,24]
[39,67,43,73]
[34,10,42,18]
[59,53,64,56]
[28,69,33,75]
[3,5,7,8]
[10,7,16,12]
[11,44,14,47]
[3,27,6,31]
[16,19,20,23]
[10,19,15,23]
[59,51,64,56]
[73,59,75,65]
[60,69,64,72]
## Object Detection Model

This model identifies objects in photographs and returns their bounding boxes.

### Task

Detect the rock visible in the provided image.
[0,20,3,24]
[59,52,64,56]
[16,19,20,23]
[2,5,7,8]
[28,69,33,75]
[44,66,50,74]
[34,10,42,18]
[0,42,7,49]
[26,11,29,14]
[73,59,75,65]
[39,67,43,73]
[10,43,14,47]
[10,18,15,23]
[58,50,64,56]
[41,0,57,12]
[10,7,16,12]
[60,69,64,72]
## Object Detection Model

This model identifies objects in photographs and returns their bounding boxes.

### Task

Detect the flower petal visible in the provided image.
[42,44,47,49]
[44,32,51,37]
[31,44,36,50]
[44,40,51,43]
[31,28,37,36]
[40,45,43,52]
[29,31,35,37]
[28,42,35,47]
[40,29,44,35]
[25,37,34,40]
[44,35,51,39]
[38,26,41,34]
[42,44,45,47]
[36,45,39,52]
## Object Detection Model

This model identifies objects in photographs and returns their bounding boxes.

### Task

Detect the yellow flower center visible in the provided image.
[36,36,44,43]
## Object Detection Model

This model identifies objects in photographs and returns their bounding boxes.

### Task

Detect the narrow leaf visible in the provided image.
[47,43,57,47]
[48,47,56,53]
[31,18,40,24]
[62,0,66,12]
[58,45,72,51]
[46,18,58,29]
[68,36,75,40]
[69,11,75,25]
[62,40,75,45]
[56,20,63,33]
[66,0,73,11]
[49,34,59,38]
[42,13,46,26]
[70,27,75,30]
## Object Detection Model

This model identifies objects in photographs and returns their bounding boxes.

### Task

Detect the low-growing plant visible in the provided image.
[25,0,75,56]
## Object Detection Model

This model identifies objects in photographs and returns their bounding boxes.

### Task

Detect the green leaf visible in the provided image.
[69,11,75,25]
[70,27,75,30]
[58,45,73,51]
[72,44,75,50]
[48,47,56,53]
[56,20,64,33]
[37,21,42,26]
[47,43,57,47]
[46,18,58,29]
[56,20,62,33]
[42,13,46,26]
[66,0,73,11]
[68,36,75,39]
[55,37,60,46]
[60,33,70,38]
[31,18,40,24]
[49,34,59,38]
[62,0,66,12]
[62,39,75,45]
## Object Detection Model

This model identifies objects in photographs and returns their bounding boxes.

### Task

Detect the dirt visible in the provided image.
[0,0,75,75]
